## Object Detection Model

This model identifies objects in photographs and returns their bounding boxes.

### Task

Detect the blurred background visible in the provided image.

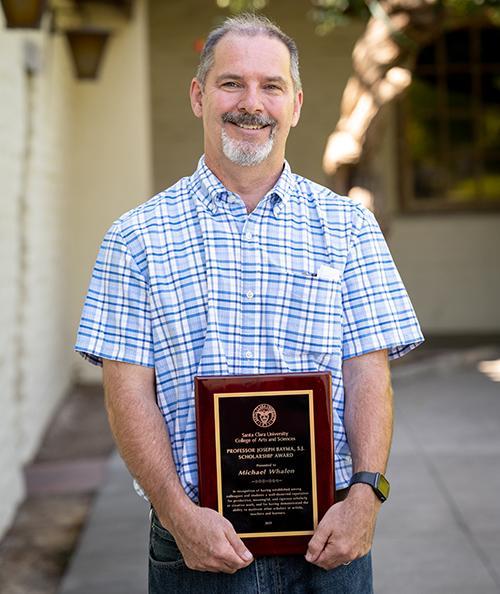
[0,0,499,592]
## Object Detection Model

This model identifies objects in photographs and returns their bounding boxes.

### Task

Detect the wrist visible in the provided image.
[347,482,381,507]
[152,488,196,532]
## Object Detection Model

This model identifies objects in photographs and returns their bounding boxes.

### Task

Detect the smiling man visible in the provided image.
[75,13,423,594]
[190,26,303,211]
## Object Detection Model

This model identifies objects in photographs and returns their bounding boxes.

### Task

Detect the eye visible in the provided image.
[264,84,283,92]
[221,81,241,89]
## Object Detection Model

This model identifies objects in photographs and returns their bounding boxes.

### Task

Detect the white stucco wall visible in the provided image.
[0,26,26,538]
[0,0,152,538]
[0,22,75,536]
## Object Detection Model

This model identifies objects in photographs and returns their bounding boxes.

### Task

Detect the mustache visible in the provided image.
[222,112,276,128]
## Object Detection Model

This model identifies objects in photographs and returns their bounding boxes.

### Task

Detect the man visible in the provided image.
[76,13,423,593]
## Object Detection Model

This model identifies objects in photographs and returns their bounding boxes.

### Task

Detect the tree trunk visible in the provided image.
[323,0,444,228]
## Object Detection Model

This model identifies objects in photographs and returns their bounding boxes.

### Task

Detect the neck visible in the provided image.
[205,153,284,213]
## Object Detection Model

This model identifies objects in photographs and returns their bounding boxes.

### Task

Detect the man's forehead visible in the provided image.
[210,33,292,75]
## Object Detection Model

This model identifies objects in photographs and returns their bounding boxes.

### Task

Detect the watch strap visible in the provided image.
[349,471,390,502]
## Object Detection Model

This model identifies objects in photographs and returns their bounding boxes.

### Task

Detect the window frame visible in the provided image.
[398,21,500,214]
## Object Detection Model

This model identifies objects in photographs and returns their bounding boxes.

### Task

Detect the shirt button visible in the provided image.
[245,351,253,359]
[246,290,254,299]
[244,231,253,241]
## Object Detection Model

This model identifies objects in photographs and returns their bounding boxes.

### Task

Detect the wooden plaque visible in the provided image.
[195,372,335,556]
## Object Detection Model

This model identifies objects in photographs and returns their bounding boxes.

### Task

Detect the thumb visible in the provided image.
[225,527,253,563]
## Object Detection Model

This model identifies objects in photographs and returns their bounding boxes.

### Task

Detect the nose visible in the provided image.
[237,85,264,114]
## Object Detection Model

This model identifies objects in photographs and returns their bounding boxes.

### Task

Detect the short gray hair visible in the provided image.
[196,13,302,92]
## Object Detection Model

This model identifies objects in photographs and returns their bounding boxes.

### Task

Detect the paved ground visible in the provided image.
[58,349,500,594]
[374,357,500,594]
[0,385,116,594]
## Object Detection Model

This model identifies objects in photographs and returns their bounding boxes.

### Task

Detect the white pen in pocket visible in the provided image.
[315,264,341,282]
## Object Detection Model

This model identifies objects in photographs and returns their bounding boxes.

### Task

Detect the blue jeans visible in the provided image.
[149,512,373,594]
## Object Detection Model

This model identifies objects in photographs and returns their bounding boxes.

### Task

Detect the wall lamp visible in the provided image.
[0,0,47,28]
[65,28,110,80]
[0,0,130,81]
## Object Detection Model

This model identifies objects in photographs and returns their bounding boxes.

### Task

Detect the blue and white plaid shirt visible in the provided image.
[76,156,423,497]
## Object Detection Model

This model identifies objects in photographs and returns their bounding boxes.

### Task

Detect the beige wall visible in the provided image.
[389,214,500,334]
[70,0,153,383]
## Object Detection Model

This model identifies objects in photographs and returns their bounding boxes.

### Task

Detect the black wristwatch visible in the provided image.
[349,472,390,502]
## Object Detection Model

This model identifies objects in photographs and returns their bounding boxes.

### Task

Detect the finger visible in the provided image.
[202,563,238,575]
[208,537,251,572]
[316,558,351,571]
[220,560,241,574]
[305,525,330,563]
[224,528,254,565]
[315,539,354,570]
[212,563,236,574]
[315,548,342,570]
[201,548,244,573]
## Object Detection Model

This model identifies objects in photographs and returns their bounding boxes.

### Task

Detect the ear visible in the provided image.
[190,78,204,118]
[291,89,303,128]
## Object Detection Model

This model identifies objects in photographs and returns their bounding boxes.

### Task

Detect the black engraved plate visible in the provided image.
[215,391,316,536]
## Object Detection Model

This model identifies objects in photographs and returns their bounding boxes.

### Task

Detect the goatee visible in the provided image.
[221,112,277,167]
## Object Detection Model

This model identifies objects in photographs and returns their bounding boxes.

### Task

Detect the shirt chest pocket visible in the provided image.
[265,265,342,356]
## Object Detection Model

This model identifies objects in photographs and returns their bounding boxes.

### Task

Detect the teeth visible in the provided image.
[236,124,264,130]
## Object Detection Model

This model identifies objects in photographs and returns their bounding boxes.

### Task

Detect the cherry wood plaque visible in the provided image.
[195,372,335,556]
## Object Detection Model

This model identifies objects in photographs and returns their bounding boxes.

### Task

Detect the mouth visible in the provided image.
[232,122,269,131]
[222,112,275,133]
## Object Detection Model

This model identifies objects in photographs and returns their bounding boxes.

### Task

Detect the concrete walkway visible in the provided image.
[59,351,500,594]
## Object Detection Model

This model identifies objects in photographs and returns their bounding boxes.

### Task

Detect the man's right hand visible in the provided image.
[102,360,252,574]
[161,503,254,573]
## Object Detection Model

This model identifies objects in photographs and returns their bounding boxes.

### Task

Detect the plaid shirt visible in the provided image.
[76,156,423,497]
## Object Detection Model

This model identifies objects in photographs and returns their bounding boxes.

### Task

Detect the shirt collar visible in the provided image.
[267,160,294,217]
[190,156,228,215]
[190,155,295,217]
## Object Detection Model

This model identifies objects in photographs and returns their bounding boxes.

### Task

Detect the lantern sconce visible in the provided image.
[65,28,111,80]
[0,1,133,81]
[0,0,47,29]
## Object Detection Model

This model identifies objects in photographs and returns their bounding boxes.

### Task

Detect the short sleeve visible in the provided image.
[341,209,424,361]
[75,223,154,368]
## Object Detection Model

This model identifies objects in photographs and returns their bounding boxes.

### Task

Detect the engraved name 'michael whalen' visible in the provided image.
[238,468,296,476]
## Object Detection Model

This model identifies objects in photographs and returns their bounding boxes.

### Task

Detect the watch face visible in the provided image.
[377,473,390,500]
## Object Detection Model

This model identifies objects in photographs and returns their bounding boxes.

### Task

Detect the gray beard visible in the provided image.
[221,128,275,167]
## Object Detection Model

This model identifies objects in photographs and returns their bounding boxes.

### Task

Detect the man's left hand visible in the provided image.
[305,484,380,570]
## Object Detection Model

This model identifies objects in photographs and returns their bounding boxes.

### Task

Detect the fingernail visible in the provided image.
[243,550,253,561]
[305,552,312,562]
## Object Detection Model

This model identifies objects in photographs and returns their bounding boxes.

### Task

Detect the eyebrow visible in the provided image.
[215,74,289,87]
